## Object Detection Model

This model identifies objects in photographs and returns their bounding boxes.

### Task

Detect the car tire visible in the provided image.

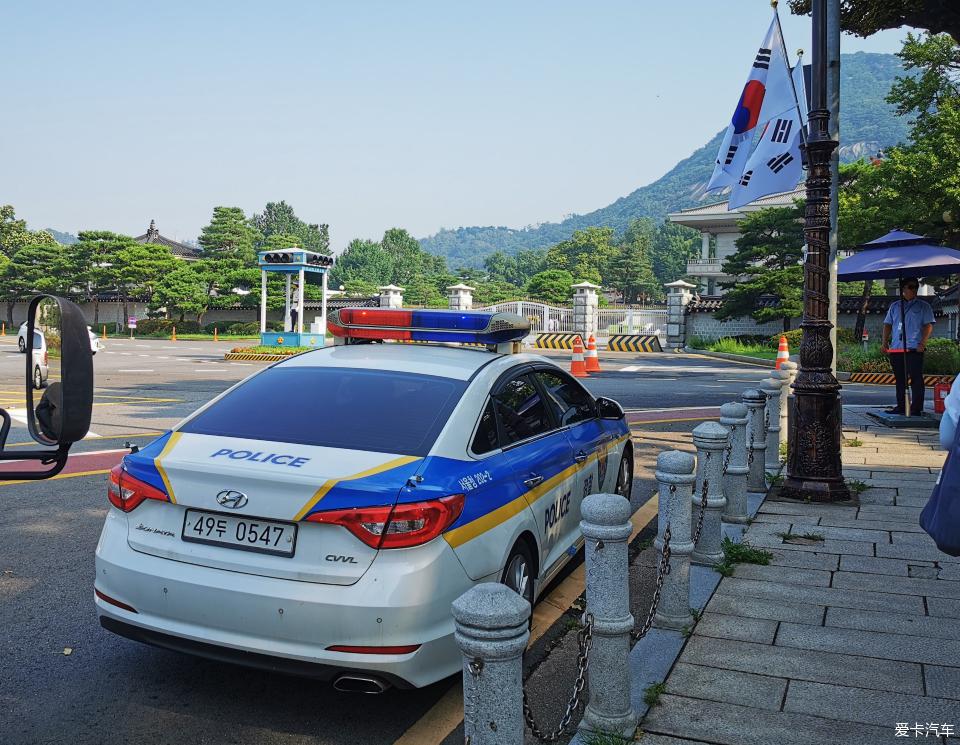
[614,451,633,501]
[18,337,25,353]
[501,540,535,607]
[33,366,44,390]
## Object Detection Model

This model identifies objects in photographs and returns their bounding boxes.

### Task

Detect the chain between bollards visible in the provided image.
[522,613,594,742]
[632,521,672,642]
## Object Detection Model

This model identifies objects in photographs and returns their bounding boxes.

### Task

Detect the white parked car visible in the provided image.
[29,330,48,390]
[18,322,101,354]
[94,309,632,690]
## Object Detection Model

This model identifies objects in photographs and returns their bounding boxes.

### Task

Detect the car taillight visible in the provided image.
[306,494,465,549]
[107,464,170,512]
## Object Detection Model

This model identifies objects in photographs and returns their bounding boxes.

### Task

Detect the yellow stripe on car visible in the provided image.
[293,455,423,521]
[155,431,182,504]
[444,433,630,548]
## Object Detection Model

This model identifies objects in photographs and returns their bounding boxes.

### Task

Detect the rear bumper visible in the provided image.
[99,616,414,688]
[95,510,473,688]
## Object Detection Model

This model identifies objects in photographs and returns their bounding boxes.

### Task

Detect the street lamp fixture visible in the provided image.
[782,0,849,502]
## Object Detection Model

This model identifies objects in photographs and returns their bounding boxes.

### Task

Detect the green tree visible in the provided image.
[330,239,393,288]
[0,205,37,257]
[152,264,210,322]
[888,33,960,124]
[608,238,659,304]
[252,201,330,255]
[788,1,960,42]
[650,221,699,285]
[526,269,575,305]
[544,227,616,286]
[0,240,63,326]
[198,207,259,265]
[717,205,806,332]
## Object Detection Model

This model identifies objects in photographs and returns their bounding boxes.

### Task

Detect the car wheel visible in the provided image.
[33,366,44,390]
[614,451,633,501]
[18,337,25,353]
[501,540,535,606]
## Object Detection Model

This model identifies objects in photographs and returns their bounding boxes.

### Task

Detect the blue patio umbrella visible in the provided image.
[837,229,960,417]
[837,230,960,282]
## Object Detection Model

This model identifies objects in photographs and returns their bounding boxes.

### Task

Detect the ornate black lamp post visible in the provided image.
[782,0,850,502]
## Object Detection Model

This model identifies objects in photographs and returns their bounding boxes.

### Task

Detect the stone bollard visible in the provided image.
[760,377,782,472]
[691,422,729,565]
[720,402,750,524]
[654,450,696,630]
[742,389,767,493]
[452,583,530,745]
[579,493,637,739]
[775,361,797,456]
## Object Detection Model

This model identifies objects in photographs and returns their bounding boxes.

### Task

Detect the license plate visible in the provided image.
[182,509,297,557]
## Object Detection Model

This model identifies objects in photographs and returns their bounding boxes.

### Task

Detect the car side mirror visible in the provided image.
[0,295,93,481]
[596,397,625,420]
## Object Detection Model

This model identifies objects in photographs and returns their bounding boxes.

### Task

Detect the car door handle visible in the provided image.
[574,451,588,463]
[523,475,544,488]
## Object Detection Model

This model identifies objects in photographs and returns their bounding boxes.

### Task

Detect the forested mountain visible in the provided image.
[45,229,78,244]
[420,53,910,268]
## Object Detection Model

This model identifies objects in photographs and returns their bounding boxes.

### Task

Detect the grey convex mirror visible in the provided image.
[26,296,93,447]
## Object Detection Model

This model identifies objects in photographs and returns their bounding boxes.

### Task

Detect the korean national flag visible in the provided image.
[726,60,806,210]
[706,12,796,191]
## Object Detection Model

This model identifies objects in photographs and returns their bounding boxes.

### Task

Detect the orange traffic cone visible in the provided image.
[570,336,589,378]
[585,333,601,373]
[171,326,177,342]
[101,324,107,340]
[213,327,219,342]
[776,335,789,369]
[1,323,5,336]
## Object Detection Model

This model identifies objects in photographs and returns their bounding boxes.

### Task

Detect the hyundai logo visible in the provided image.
[216,490,248,509]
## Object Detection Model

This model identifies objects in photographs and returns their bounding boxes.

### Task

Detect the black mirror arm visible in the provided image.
[0,445,70,480]
[0,408,11,450]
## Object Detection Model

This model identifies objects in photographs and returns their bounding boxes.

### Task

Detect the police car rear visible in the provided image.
[94,311,532,689]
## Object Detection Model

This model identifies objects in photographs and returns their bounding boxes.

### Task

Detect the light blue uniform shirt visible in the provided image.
[883,298,935,351]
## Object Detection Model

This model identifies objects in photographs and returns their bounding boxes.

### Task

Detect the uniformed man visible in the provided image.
[881,277,935,416]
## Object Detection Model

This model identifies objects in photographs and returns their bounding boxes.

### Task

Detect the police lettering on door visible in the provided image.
[545,491,570,530]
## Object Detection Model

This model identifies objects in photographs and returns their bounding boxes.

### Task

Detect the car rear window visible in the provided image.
[180,367,467,456]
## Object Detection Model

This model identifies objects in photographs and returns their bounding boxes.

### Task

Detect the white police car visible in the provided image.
[94,309,632,690]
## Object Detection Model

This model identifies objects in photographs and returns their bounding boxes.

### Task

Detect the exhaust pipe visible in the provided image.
[333,674,390,694]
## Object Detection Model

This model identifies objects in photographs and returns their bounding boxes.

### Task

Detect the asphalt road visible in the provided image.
[0,341,918,745]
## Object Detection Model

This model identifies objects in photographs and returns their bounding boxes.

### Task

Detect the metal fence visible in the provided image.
[475,301,575,337]
[596,306,668,343]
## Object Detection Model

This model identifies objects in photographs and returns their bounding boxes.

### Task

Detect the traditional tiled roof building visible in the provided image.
[134,220,201,261]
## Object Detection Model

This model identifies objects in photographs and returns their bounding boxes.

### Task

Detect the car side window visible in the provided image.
[494,374,553,447]
[535,370,597,426]
[471,399,499,454]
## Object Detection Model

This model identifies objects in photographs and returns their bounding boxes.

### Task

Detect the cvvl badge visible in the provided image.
[216,490,248,509]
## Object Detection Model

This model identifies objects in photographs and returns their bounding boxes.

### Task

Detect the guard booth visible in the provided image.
[257,248,334,348]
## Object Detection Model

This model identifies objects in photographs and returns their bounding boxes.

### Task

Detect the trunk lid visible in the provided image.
[122,431,424,585]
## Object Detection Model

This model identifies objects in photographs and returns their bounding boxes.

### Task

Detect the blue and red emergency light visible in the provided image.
[328,308,529,345]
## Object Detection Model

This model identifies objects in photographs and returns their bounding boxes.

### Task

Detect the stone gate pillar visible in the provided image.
[665,280,696,351]
[572,281,600,339]
[447,283,475,311]
[378,284,404,309]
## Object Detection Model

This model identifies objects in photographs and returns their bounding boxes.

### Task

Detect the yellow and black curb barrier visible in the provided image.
[224,352,292,362]
[535,333,583,350]
[849,372,955,386]
[607,334,663,353]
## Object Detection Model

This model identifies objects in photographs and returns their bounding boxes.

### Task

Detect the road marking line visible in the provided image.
[631,416,712,426]
[621,365,640,372]
[0,468,112,485]
[394,496,659,745]
[118,369,154,372]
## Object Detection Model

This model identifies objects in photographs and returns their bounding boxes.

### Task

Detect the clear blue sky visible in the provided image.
[3,1,908,251]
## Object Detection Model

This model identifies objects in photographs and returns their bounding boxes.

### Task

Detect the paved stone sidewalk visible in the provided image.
[642,410,959,745]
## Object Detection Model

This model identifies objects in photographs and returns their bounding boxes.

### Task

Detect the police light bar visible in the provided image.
[328,308,530,345]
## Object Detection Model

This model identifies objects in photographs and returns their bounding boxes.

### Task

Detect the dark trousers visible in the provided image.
[888,351,925,415]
